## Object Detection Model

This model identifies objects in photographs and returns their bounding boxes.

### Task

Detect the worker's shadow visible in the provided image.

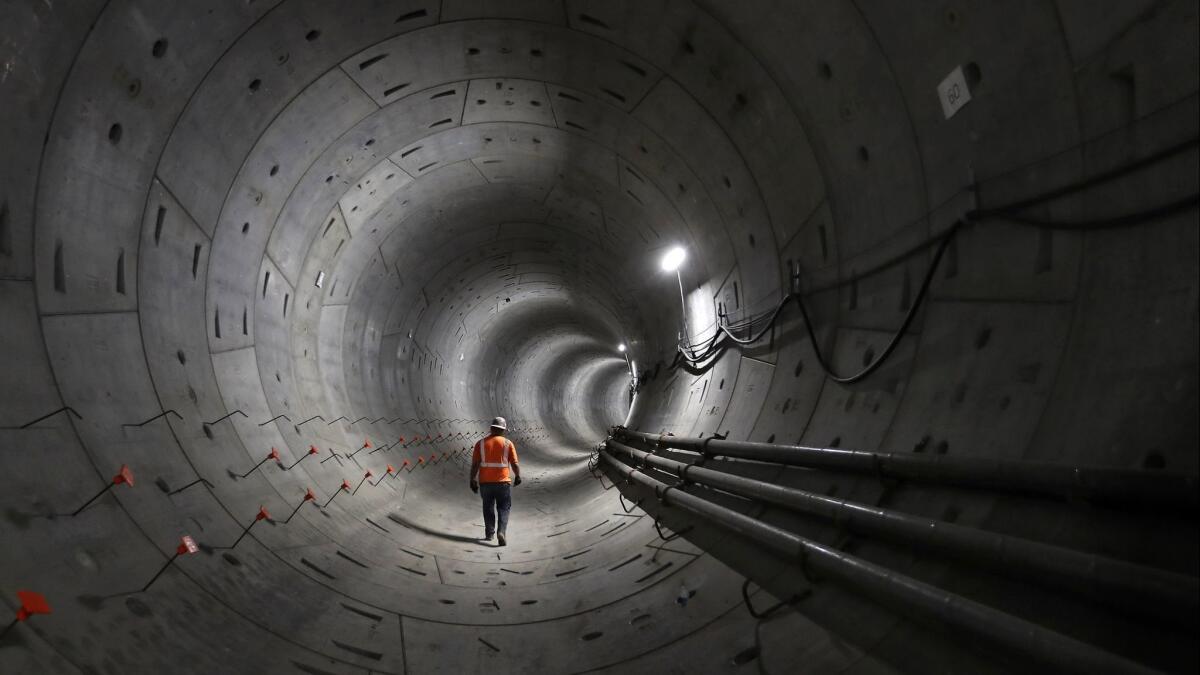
[387,511,483,544]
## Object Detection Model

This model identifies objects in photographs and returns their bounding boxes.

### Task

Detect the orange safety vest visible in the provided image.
[473,435,518,484]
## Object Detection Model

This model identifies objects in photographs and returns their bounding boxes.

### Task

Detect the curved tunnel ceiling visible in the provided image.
[1,1,1197,673]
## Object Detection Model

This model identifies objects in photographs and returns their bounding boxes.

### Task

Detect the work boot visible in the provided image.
[483,532,494,541]
[497,532,507,547]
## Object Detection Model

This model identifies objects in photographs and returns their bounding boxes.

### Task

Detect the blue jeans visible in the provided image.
[479,482,511,537]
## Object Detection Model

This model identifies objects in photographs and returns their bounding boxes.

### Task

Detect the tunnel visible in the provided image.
[1,1,1197,673]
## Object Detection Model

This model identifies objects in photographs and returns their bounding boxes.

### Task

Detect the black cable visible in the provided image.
[719,296,791,345]
[968,136,1198,220]
[802,228,952,296]
[674,186,1194,372]
[990,193,1198,230]
[672,134,1198,377]
[793,222,960,384]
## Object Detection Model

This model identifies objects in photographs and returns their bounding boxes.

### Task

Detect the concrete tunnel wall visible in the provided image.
[0,1,1196,673]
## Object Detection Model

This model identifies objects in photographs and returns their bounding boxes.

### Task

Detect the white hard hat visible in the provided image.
[490,416,507,430]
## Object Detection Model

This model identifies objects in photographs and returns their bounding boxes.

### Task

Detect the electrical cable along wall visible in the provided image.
[669,133,1200,377]
[1,1,1197,673]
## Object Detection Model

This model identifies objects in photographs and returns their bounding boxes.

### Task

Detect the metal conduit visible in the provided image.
[613,428,1198,509]
[599,453,1161,675]
[606,439,1199,624]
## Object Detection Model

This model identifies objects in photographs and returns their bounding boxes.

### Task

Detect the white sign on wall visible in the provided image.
[938,65,973,119]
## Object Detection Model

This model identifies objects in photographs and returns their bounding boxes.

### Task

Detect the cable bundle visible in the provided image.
[671,136,1199,381]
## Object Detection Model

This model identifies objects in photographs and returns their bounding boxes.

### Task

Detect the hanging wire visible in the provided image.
[669,132,1199,382]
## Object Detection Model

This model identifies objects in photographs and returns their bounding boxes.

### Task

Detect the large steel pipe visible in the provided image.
[600,453,1160,675]
[606,439,1198,624]
[613,428,1198,508]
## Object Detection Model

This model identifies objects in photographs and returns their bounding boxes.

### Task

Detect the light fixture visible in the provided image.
[617,343,627,353]
[660,246,686,272]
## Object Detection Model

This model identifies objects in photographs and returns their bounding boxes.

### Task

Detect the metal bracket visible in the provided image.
[167,477,214,496]
[741,578,803,620]
[618,493,643,514]
[122,409,182,428]
[653,519,692,543]
[205,410,246,426]
[695,431,728,468]
[10,405,83,429]
[258,413,291,427]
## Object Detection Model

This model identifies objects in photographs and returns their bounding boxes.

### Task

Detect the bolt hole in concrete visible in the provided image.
[976,326,992,349]
[732,646,760,665]
[963,61,982,87]
[107,123,122,144]
[818,60,833,80]
[125,597,153,617]
[151,38,167,58]
[581,631,603,641]
[176,349,186,364]
[75,549,99,572]
[223,553,242,567]
[305,29,320,41]
[248,78,261,92]
[858,146,870,163]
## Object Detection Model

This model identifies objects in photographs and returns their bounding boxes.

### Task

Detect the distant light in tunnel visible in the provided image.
[660,246,687,272]
[617,343,626,352]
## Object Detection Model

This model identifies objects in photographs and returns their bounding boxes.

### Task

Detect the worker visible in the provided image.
[469,416,521,546]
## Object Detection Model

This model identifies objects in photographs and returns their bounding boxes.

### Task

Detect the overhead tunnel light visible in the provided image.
[617,343,626,353]
[660,246,686,272]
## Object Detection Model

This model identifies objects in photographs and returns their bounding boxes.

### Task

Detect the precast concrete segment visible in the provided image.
[1,1,1196,674]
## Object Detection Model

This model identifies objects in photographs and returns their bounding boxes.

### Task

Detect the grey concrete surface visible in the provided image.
[0,0,1196,673]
